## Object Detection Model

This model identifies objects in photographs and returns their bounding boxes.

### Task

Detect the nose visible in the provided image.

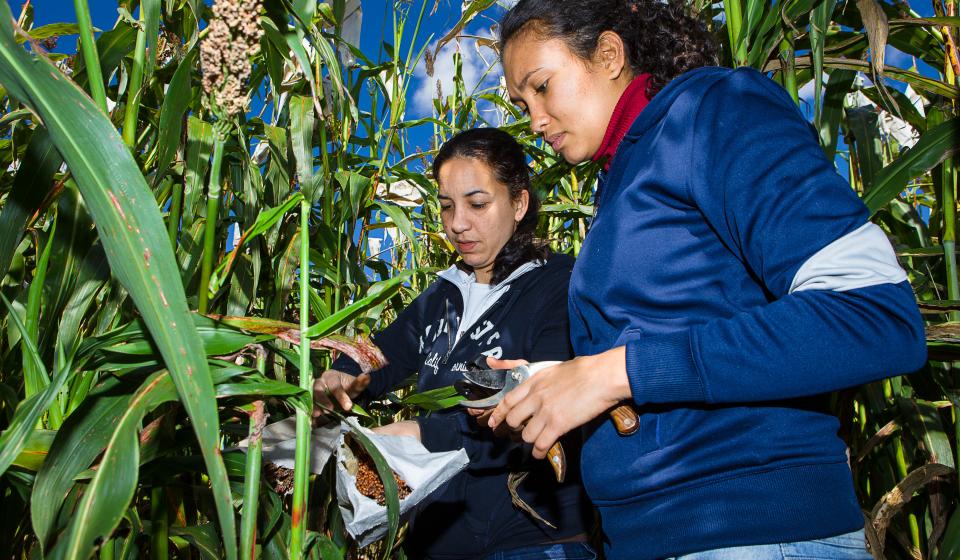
[528,104,548,134]
[448,205,470,234]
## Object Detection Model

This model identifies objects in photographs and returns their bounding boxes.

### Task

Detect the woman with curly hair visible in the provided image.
[485,1,926,558]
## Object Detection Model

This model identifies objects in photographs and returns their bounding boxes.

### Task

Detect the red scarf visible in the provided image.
[592,74,651,170]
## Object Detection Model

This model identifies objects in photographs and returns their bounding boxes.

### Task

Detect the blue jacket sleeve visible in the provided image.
[624,68,926,406]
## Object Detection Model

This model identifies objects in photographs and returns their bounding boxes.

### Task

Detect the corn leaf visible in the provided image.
[0,5,237,557]
[864,118,959,215]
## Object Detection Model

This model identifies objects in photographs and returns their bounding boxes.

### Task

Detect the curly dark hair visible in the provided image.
[432,128,548,285]
[499,0,716,97]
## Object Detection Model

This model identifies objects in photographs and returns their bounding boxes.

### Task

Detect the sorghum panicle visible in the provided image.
[200,0,263,117]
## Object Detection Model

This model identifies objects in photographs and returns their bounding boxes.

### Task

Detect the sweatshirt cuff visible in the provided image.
[625,330,707,405]
[416,415,464,453]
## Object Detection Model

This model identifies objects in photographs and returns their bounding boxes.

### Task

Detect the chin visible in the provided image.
[561,150,589,165]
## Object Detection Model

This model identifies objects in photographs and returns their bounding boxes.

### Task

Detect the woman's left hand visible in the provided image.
[371,420,421,441]
[487,347,632,459]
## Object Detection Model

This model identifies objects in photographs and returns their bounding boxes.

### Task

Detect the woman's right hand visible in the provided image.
[312,369,371,418]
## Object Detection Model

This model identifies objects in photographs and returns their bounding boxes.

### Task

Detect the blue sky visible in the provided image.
[26,0,945,175]
[30,0,507,154]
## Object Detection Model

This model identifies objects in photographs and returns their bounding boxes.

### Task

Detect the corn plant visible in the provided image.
[0,0,958,558]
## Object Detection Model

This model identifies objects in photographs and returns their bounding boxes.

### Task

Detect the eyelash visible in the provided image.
[516,80,547,116]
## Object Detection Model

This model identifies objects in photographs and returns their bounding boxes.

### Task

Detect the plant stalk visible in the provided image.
[150,486,169,560]
[198,135,225,314]
[724,0,747,66]
[241,395,266,560]
[122,6,148,149]
[779,34,799,104]
[290,199,313,558]
[73,0,107,114]
[167,180,184,248]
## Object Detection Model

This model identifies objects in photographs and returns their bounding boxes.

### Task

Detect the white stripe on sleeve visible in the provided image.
[789,223,907,293]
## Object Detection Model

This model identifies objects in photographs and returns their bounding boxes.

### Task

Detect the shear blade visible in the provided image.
[459,388,508,409]
[461,367,510,390]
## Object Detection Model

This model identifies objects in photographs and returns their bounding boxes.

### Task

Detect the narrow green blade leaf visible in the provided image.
[53,371,180,560]
[303,271,416,338]
[864,118,959,214]
[155,47,198,182]
[0,294,70,478]
[0,128,60,283]
[0,6,236,557]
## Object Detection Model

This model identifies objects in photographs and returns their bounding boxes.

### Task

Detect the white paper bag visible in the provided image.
[335,417,469,547]
[241,416,469,547]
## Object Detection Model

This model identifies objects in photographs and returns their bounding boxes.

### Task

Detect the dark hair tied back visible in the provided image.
[499,0,716,96]
[432,128,547,285]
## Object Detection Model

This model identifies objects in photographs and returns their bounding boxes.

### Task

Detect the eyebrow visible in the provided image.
[508,67,543,103]
[438,189,489,200]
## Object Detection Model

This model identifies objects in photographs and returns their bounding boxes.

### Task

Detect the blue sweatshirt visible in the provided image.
[568,67,927,559]
[333,253,592,559]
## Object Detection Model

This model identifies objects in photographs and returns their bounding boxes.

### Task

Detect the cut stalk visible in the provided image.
[122,6,148,149]
[73,0,107,114]
[290,199,313,558]
[240,392,266,560]
[198,134,226,314]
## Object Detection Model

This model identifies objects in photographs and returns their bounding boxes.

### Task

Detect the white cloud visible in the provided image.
[410,32,501,117]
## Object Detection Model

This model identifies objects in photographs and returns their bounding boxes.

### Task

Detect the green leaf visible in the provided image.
[819,69,856,160]
[0,294,73,479]
[939,508,960,559]
[343,428,401,558]
[289,95,320,202]
[11,429,55,472]
[303,270,417,338]
[50,371,181,559]
[142,0,161,82]
[898,397,954,468]
[14,23,82,43]
[213,193,303,285]
[0,6,236,558]
[71,22,137,90]
[864,118,959,215]
[32,375,132,548]
[370,200,417,252]
[155,47,198,183]
[399,385,465,411]
[0,128,61,283]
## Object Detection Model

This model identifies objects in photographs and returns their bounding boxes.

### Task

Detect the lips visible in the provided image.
[546,132,565,152]
[457,241,477,252]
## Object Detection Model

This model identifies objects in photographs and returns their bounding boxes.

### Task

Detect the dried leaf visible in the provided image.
[856,0,889,76]
[506,471,556,529]
[870,463,954,552]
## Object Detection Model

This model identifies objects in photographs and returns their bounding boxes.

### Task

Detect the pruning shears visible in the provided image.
[457,360,641,484]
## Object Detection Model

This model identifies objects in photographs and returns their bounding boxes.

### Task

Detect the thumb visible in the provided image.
[486,356,528,370]
[352,372,372,393]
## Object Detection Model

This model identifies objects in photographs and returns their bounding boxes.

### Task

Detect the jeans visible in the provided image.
[484,542,597,560]
[669,529,872,559]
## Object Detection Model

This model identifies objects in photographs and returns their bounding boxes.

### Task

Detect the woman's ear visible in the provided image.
[595,30,628,80]
[514,190,530,222]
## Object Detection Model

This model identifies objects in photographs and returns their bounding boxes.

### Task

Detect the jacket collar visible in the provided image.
[437,259,545,297]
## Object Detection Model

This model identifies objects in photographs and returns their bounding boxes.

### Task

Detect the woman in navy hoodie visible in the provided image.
[313,128,595,559]
[486,1,927,559]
